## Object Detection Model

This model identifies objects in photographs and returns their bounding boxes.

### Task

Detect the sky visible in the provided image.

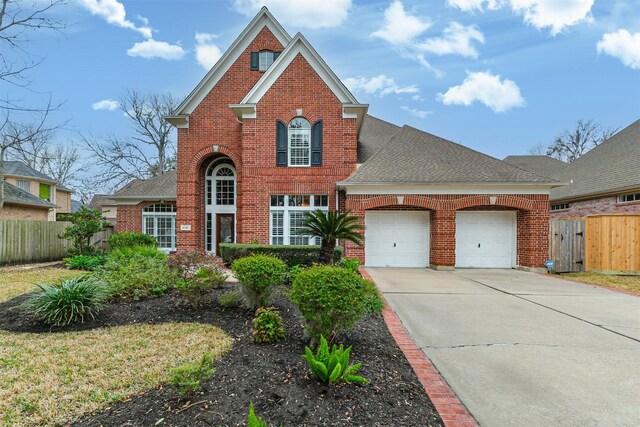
[4,0,640,186]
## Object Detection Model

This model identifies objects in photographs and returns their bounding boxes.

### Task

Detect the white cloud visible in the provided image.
[371,0,431,45]
[127,39,186,60]
[232,0,351,29]
[91,99,119,111]
[597,29,640,70]
[447,0,593,35]
[437,71,525,113]
[420,22,484,58]
[195,33,223,70]
[401,106,432,118]
[78,0,152,38]
[344,75,419,97]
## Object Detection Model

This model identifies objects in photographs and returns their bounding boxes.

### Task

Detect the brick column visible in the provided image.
[430,209,455,270]
[517,209,549,268]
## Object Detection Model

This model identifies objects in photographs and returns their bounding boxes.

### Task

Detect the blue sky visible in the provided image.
[7,0,640,170]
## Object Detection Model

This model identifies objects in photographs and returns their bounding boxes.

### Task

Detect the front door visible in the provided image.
[216,214,235,255]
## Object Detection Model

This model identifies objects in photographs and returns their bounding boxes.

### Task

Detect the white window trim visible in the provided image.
[287,118,311,167]
[270,195,328,245]
[258,50,274,71]
[142,204,177,252]
[205,160,237,255]
[618,193,640,203]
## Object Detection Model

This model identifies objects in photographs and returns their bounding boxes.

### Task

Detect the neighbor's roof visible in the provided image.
[550,119,640,201]
[3,182,57,209]
[342,125,559,185]
[4,161,57,184]
[358,115,401,163]
[503,155,566,179]
[109,170,177,200]
[88,194,116,210]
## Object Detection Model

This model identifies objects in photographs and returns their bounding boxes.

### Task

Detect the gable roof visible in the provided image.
[109,170,177,201]
[358,115,401,163]
[4,161,57,184]
[503,155,566,179]
[341,125,559,186]
[166,7,291,127]
[3,181,57,209]
[550,119,640,201]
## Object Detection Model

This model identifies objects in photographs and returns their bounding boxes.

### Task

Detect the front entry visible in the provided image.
[216,214,235,255]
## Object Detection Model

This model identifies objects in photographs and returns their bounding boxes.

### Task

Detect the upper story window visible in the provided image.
[288,118,311,167]
[39,183,51,202]
[250,50,281,71]
[16,179,30,192]
[619,193,640,203]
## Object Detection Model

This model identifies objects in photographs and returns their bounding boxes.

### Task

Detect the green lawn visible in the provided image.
[557,272,640,294]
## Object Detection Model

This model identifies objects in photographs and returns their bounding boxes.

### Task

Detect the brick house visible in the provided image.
[504,119,640,219]
[111,7,558,270]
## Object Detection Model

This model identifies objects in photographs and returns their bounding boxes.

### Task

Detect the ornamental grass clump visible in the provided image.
[169,352,216,398]
[23,276,110,326]
[231,255,287,309]
[290,265,383,343]
[303,335,368,384]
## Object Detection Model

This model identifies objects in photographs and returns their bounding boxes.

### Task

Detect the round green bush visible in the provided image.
[290,266,383,341]
[231,255,286,309]
[108,232,158,250]
[23,276,110,326]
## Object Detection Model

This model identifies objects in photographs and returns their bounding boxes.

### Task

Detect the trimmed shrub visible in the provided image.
[252,307,285,343]
[167,250,224,274]
[175,266,227,308]
[220,243,342,267]
[169,352,215,398]
[108,232,158,250]
[231,255,287,309]
[290,266,384,342]
[96,248,177,300]
[303,335,368,384]
[337,257,361,273]
[287,264,307,284]
[218,290,241,308]
[64,254,106,271]
[23,276,110,326]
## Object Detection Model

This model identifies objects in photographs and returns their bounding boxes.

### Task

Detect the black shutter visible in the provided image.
[250,52,259,70]
[273,51,281,61]
[311,120,323,166]
[276,120,287,166]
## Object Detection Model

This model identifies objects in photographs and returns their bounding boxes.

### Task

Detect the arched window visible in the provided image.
[288,117,311,167]
[206,160,236,206]
[142,203,176,250]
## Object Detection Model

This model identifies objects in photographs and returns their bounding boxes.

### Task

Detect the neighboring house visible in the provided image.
[505,119,640,219]
[0,181,57,220]
[111,8,558,269]
[2,160,72,221]
[89,179,145,225]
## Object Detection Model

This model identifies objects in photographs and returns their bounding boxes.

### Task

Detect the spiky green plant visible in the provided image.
[247,402,268,427]
[298,209,364,264]
[302,335,369,385]
[23,276,110,326]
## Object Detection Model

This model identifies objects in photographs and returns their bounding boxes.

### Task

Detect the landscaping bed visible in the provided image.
[0,277,443,426]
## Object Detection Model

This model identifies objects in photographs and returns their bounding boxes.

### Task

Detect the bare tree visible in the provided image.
[82,90,178,191]
[527,142,546,156]
[546,119,619,163]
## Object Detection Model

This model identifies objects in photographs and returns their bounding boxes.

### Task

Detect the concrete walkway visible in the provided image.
[366,268,640,427]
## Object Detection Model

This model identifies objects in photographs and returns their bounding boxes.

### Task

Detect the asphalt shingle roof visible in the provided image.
[357,115,401,163]
[3,161,57,183]
[550,119,640,201]
[110,170,177,199]
[503,155,567,179]
[3,181,57,208]
[345,125,557,184]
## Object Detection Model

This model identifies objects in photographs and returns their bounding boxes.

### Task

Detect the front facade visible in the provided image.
[113,8,556,269]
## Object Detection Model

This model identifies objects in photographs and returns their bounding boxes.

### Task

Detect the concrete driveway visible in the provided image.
[366,268,640,427]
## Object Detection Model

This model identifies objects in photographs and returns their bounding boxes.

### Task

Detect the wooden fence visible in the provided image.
[0,220,113,266]
[585,215,640,273]
[549,219,585,272]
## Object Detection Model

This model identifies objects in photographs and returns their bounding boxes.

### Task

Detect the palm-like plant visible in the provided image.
[299,209,364,265]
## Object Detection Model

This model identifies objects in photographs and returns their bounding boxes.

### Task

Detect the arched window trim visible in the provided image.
[288,117,311,167]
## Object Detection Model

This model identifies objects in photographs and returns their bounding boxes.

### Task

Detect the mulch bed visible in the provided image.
[0,280,443,427]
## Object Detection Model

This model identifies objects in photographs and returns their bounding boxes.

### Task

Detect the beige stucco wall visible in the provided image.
[102,204,117,219]
[56,190,72,213]
[0,204,50,221]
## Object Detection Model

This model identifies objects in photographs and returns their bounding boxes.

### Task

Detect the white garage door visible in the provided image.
[456,211,516,268]
[365,211,429,267]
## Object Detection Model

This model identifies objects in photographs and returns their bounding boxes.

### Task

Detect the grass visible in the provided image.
[0,323,233,426]
[0,267,85,303]
[558,272,640,294]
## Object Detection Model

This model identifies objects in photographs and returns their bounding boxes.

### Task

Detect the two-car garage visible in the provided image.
[364,210,516,268]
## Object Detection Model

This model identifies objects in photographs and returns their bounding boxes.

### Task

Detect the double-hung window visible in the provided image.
[142,203,177,251]
[16,180,31,192]
[288,118,311,166]
[270,194,328,245]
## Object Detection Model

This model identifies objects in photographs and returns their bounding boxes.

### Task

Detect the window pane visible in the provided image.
[289,212,309,245]
[216,179,235,205]
[206,213,212,252]
[289,118,311,166]
[289,195,310,207]
[259,51,273,71]
[144,217,154,235]
[206,180,212,205]
[271,211,284,245]
[314,195,328,207]
[271,195,284,206]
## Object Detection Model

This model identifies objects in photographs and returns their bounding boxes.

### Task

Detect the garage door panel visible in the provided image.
[456,212,516,268]
[365,211,430,268]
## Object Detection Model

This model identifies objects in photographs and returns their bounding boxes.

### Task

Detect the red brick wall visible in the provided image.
[344,193,549,269]
[116,201,177,233]
[550,195,640,219]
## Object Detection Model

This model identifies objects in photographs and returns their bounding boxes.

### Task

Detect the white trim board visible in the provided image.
[342,184,553,195]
